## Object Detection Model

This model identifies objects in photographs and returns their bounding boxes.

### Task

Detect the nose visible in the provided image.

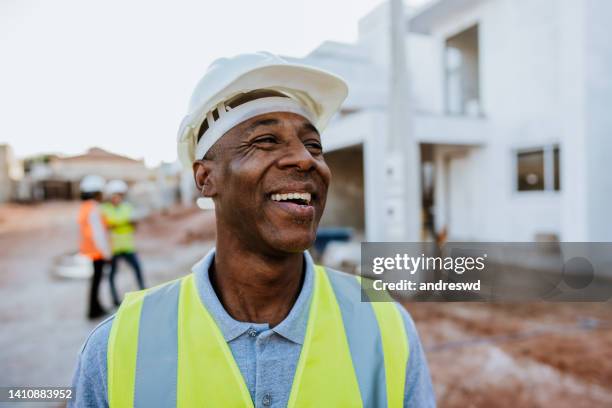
[277,140,317,172]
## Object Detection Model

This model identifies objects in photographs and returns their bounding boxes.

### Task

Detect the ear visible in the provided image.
[193,160,217,197]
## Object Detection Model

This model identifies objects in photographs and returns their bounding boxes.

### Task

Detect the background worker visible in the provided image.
[78,175,111,320]
[101,179,145,306]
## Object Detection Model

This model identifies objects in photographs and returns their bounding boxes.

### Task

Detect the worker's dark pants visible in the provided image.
[88,259,106,319]
[109,252,145,306]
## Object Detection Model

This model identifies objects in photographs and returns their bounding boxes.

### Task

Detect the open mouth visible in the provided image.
[270,192,312,206]
[268,191,316,220]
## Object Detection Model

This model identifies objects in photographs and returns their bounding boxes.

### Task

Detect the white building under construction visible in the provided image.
[292,0,612,242]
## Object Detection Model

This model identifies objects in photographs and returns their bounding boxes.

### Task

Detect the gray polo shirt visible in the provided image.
[69,249,435,407]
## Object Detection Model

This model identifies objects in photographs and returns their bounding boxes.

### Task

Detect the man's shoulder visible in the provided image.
[321,265,355,278]
[80,315,115,355]
[74,314,114,392]
[70,316,114,407]
[78,278,181,358]
[321,266,383,289]
[321,266,418,329]
[320,266,361,292]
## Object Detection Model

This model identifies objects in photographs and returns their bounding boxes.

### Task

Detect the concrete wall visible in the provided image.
[420,0,611,242]
[583,0,612,241]
[416,0,569,241]
[357,3,443,115]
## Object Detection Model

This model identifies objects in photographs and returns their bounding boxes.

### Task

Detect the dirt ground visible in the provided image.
[1,202,611,407]
[404,302,612,407]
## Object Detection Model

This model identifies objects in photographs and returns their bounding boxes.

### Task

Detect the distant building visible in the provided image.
[0,144,21,203]
[0,145,13,203]
[21,147,149,200]
[291,0,612,242]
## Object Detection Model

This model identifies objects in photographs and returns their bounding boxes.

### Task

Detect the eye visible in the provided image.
[252,134,278,145]
[304,140,323,153]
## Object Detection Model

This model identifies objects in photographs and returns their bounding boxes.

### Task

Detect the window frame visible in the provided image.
[513,144,561,193]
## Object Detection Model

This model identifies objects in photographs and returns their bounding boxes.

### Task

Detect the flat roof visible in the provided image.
[408,0,485,34]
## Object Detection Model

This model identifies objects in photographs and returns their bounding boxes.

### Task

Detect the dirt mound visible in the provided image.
[136,205,216,248]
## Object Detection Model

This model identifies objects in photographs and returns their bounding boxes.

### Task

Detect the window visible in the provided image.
[517,150,544,191]
[445,25,480,116]
[516,146,560,192]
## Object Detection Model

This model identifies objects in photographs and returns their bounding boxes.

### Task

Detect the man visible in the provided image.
[70,52,435,407]
[77,175,111,320]
[101,179,146,306]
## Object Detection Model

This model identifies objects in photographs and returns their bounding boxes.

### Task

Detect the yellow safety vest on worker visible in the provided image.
[107,265,409,407]
[101,202,135,254]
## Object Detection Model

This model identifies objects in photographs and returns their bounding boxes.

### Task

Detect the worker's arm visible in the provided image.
[68,316,113,408]
[100,205,118,228]
[399,305,437,407]
[105,204,137,228]
[89,207,111,259]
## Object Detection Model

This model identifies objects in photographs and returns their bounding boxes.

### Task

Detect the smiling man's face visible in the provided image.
[194,111,331,255]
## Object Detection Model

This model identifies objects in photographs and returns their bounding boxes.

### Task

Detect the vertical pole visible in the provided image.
[386,0,421,241]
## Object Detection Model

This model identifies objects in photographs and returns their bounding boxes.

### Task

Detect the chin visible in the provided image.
[266,230,317,254]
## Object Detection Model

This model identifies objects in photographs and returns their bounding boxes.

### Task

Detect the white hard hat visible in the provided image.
[79,175,106,193]
[176,51,348,168]
[106,179,128,195]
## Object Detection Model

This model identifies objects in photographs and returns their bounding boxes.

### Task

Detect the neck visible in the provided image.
[211,235,305,327]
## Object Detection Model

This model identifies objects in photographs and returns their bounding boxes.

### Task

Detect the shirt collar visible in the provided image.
[191,247,314,345]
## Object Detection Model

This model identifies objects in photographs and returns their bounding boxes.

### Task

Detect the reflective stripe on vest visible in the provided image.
[107,266,409,407]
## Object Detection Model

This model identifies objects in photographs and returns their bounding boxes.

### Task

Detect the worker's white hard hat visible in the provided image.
[79,175,106,193]
[106,179,128,195]
[176,51,349,168]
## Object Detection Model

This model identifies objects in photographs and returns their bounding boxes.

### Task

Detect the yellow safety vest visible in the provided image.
[101,202,135,254]
[108,266,409,407]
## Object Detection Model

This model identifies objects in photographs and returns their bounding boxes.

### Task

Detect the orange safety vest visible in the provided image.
[78,200,106,260]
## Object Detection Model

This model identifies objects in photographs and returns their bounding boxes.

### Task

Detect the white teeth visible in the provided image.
[270,192,312,204]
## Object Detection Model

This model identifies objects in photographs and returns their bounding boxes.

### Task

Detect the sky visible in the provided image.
[0,0,428,166]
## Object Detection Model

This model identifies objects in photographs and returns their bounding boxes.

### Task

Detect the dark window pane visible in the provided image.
[553,147,560,191]
[445,25,480,116]
[517,150,545,191]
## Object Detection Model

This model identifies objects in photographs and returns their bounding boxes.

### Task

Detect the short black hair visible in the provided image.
[80,191,101,201]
